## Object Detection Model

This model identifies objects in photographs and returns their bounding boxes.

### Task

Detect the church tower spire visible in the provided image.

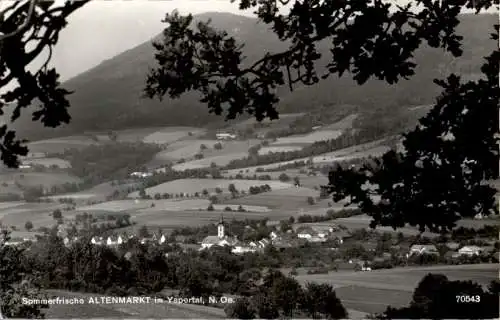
[217,214,225,239]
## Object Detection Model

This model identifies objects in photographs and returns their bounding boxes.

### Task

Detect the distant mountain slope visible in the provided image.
[14,12,497,140]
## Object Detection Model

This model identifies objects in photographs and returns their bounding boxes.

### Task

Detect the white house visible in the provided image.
[91,236,104,245]
[296,226,316,239]
[269,231,280,241]
[106,235,123,246]
[130,171,153,178]
[216,133,237,140]
[231,245,257,254]
[458,245,482,256]
[408,244,439,256]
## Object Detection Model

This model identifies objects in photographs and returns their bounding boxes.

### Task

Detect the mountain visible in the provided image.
[13,12,497,140]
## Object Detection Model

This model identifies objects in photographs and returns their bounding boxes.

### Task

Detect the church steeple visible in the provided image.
[217,214,225,239]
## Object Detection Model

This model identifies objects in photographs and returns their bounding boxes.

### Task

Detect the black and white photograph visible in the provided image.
[0,0,499,319]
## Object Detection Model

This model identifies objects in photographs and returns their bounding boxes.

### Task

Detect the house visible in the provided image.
[63,237,79,247]
[130,171,153,178]
[216,133,237,140]
[258,238,270,248]
[330,230,351,244]
[231,245,257,254]
[309,236,327,243]
[106,235,123,246]
[3,237,24,246]
[408,244,439,256]
[296,226,316,239]
[269,231,281,241]
[458,245,483,256]
[91,236,104,245]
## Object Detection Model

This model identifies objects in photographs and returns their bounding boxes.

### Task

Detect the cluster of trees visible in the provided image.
[297,208,362,223]
[226,271,347,319]
[57,142,162,185]
[248,184,272,195]
[376,274,499,319]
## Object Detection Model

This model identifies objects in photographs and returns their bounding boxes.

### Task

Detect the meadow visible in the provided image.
[45,181,140,203]
[45,290,226,319]
[142,127,206,144]
[319,214,497,235]
[0,172,81,189]
[0,202,65,230]
[21,157,72,168]
[258,146,303,155]
[222,138,393,174]
[294,264,498,314]
[171,152,248,171]
[297,214,439,237]
[154,139,221,160]
[27,136,97,153]
[128,179,293,198]
[130,209,279,230]
[222,187,328,211]
[271,129,343,146]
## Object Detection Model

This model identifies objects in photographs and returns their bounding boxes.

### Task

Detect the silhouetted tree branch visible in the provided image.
[146,0,499,232]
[0,0,90,168]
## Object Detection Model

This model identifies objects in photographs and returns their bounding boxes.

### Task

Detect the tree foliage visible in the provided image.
[377,274,500,319]
[146,1,499,232]
[0,0,90,167]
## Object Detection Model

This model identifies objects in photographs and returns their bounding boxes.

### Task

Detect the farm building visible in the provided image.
[130,171,153,178]
[458,245,483,256]
[216,133,237,140]
[408,244,439,256]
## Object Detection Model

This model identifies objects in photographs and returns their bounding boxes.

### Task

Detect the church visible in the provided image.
[200,215,239,250]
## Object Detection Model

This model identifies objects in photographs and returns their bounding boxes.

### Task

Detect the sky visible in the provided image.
[29,0,261,81]
[0,0,498,83]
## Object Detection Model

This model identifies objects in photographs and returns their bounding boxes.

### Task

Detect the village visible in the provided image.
[3,212,498,273]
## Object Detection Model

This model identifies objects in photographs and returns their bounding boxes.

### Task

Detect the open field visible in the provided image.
[222,187,333,211]
[0,202,65,229]
[154,139,221,160]
[129,179,293,198]
[232,112,305,128]
[312,145,390,165]
[27,136,97,153]
[45,290,226,319]
[297,214,440,237]
[130,209,278,230]
[271,129,343,146]
[21,157,72,168]
[142,127,206,144]
[45,181,140,203]
[223,138,392,175]
[0,201,26,210]
[0,172,81,189]
[295,263,497,292]
[323,114,359,130]
[295,264,498,314]
[295,212,499,237]
[171,152,248,171]
[258,146,303,155]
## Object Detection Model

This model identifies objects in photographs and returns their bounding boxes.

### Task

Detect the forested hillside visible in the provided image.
[13,13,497,140]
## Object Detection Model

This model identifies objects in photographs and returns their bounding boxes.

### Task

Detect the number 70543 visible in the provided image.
[456,295,481,303]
